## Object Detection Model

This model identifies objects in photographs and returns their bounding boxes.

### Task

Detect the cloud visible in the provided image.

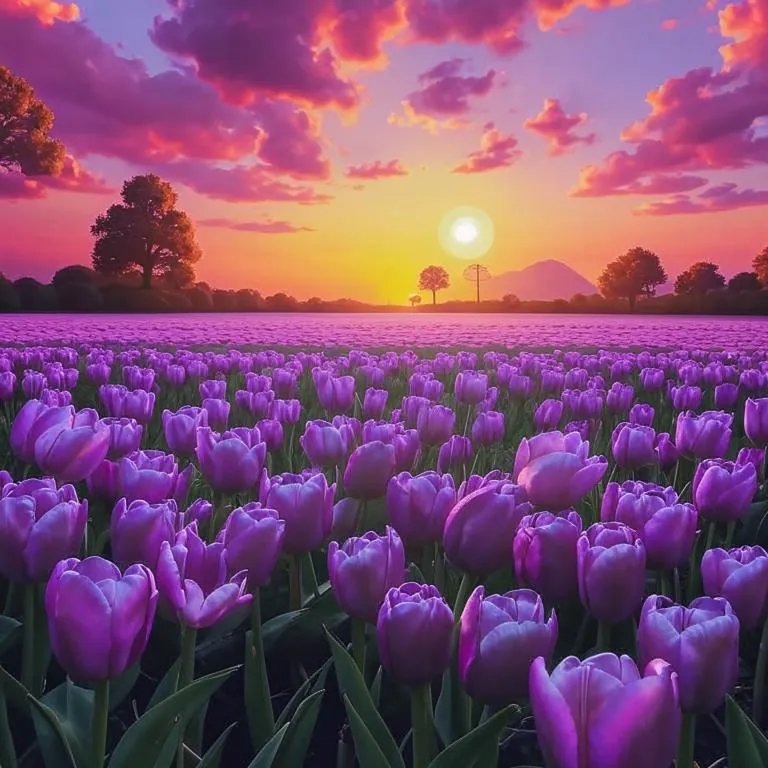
[0,155,111,200]
[198,217,315,233]
[635,182,768,215]
[452,122,522,173]
[344,159,409,179]
[0,6,333,200]
[660,17,679,30]
[389,58,500,131]
[524,97,596,155]
[572,0,768,199]
[0,0,79,24]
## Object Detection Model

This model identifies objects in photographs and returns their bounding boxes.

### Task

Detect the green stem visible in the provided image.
[21,583,35,692]
[3,581,17,616]
[303,552,321,601]
[596,620,611,652]
[90,679,110,768]
[753,616,768,724]
[433,544,445,595]
[659,570,673,600]
[0,690,17,768]
[176,626,198,768]
[676,712,696,768]
[289,555,303,612]
[351,618,367,678]
[410,683,435,768]
[724,520,736,550]
[247,589,275,751]
[420,546,434,583]
[453,573,476,622]
[687,522,716,603]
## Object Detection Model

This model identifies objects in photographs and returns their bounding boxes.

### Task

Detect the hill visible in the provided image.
[486,260,597,300]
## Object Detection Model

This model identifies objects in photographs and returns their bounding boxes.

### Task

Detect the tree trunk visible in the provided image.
[628,293,636,311]
[432,290,436,305]
[141,263,152,289]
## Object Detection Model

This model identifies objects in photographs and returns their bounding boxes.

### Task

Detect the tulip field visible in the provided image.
[3,340,768,768]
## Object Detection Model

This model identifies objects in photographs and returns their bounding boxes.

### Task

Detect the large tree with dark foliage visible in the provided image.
[0,65,65,176]
[753,246,768,287]
[674,261,726,295]
[728,271,762,292]
[418,265,450,305]
[597,246,667,310]
[91,174,202,289]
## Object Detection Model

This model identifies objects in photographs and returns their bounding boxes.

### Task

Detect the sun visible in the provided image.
[452,219,479,244]
[439,206,495,260]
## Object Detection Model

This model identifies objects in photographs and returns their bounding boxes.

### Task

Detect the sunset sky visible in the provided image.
[1,0,767,303]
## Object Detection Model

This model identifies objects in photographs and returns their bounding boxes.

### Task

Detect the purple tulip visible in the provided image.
[736,446,765,483]
[611,422,657,469]
[606,382,634,414]
[344,440,396,501]
[601,481,698,570]
[629,402,655,427]
[0,371,16,401]
[10,400,75,464]
[199,378,226,401]
[670,384,702,411]
[386,471,456,548]
[270,398,302,425]
[0,480,87,582]
[300,419,351,467]
[444,481,532,575]
[577,522,646,623]
[196,427,266,495]
[86,459,121,500]
[675,410,733,460]
[111,497,181,571]
[529,653,681,768]
[514,431,608,511]
[655,432,679,471]
[459,587,557,705]
[436,435,472,474]
[163,406,209,456]
[470,411,504,446]
[714,382,739,410]
[185,498,213,524]
[692,458,756,522]
[245,373,272,394]
[328,526,406,623]
[638,595,739,713]
[702,546,768,630]
[218,503,286,588]
[363,388,388,420]
[416,404,455,446]
[40,389,72,407]
[118,450,193,505]
[201,398,230,430]
[156,523,252,628]
[122,365,155,392]
[533,399,564,432]
[100,417,143,460]
[454,371,488,406]
[86,362,111,386]
[313,370,355,414]
[22,371,47,399]
[261,472,335,554]
[45,557,158,682]
[376,582,454,686]
[745,397,768,447]
[513,510,583,603]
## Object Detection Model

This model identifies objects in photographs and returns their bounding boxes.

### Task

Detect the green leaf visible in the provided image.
[109,665,238,768]
[198,723,237,768]
[274,659,331,730]
[342,695,391,768]
[262,610,307,653]
[427,704,516,768]
[35,681,94,768]
[324,628,404,768]
[246,723,289,768]
[726,695,768,768]
[0,616,21,656]
[27,694,80,768]
[109,663,141,712]
[0,662,30,716]
[435,665,467,747]
[146,657,181,711]
[272,689,325,768]
[369,667,383,710]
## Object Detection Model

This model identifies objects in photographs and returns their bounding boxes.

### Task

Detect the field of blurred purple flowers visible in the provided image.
[2,337,768,768]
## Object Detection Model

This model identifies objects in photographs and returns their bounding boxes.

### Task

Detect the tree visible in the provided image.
[91,174,202,289]
[463,264,492,304]
[728,271,762,292]
[418,265,450,305]
[0,66,65,176]
[674,261,726,295]
[753,246,768,286]
[408,294,422,307]
[52,265,97,289]
[597,246,667,310]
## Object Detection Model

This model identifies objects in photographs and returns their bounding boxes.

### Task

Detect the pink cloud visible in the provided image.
[0,0,79,24]
[198,217,315,233]
[661,17,680,30]
[452,122,522,173]
[572,0,768,198]
[0,155,111,200]
[635,182,768,215]
[389,58,500,130]
[345,159,409,179]
[524,97,596,155]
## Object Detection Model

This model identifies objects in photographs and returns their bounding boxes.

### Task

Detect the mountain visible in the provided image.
[485,260,597,301]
